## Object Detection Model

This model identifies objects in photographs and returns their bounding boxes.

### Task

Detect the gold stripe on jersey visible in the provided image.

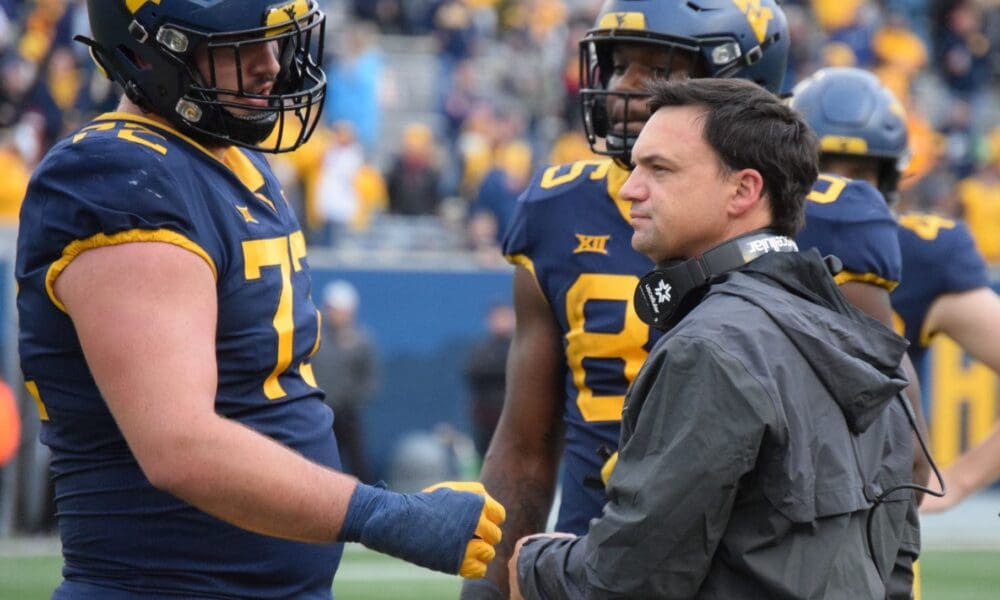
[507,253,549,302]
[45,229,219,313]
[93,112,215,156]
[606,161,632,224]
[832,270,899,292]
[90,113,279,210]
[25,381,48,421]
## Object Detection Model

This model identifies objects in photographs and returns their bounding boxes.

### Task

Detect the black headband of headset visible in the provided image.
[634,229,799,331]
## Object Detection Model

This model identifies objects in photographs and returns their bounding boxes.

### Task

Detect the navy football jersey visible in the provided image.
[797,174,902,292]
[502,159,660,534]
[17,113,342,599]
[891,213,990,372]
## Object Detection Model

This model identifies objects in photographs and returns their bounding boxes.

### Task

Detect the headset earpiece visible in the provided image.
[634,230,799,331]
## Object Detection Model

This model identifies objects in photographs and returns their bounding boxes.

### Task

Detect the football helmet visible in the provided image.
[580,0,789,166]
[790,67,910,203]
[77,0,327,152]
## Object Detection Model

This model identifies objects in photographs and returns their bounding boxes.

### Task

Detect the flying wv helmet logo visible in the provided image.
[731,0,774,44]
[266,0,311,34]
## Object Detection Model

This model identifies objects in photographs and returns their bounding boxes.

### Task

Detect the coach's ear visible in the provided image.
[726,168,766,218]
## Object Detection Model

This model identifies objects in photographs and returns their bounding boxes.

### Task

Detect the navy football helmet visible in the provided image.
[78,0,326,152]
[580,0,789,166]
[790,67,910,203]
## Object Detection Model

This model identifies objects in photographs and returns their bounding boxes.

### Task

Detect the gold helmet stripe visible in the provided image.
[125,0,161,15]
[820,135,869,155]
[597,12,647,30]
[265,0,311,36]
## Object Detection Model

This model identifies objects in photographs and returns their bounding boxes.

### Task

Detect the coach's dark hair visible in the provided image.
[646,78,818,236]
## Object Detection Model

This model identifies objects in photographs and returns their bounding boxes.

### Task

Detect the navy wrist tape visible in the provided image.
[339,482,485,574]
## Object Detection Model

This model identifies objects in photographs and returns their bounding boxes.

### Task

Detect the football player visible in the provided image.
[790,67,930,493]
[788,65,1000,599]
[463,0,790,597]
[790,69,1000,600]
[17,2,503,598]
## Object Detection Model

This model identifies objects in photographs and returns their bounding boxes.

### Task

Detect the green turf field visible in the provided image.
[1,544,999,599]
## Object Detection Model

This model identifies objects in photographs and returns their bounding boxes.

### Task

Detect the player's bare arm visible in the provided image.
[921,287,1000,511]
[58,241,505,574]
[475,265,565,596]
[56,241,362,542]
[925,287,1000,372]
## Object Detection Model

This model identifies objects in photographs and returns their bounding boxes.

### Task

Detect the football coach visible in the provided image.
[509,78,918,599]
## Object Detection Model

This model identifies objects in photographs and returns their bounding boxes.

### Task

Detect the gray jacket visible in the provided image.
[517,250,916,599]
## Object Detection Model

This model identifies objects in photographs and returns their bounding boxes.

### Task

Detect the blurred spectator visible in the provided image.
[464,302,514,459]
[957,137,1000,262]
[900,108,945,193]
[312,281,377,483]
[0,52,38,128]
[941,99,978,178]
[468,139,532,244]
[455,104,496,199]
[0,0,996,259]
[266,121,332,241]
[441,59,483,147]
[352,162,390,232]
[547,121,593,166]
[872,13,928,105]
[386,123,443,216]
[935,0,991,100]
[270,120,388,245]
[315,122,366,246]
[324,21,389,153]
[44,46,81,120]
[811,0,878,67]
[351,0,406,33]
[0,113,41,222]
[434,0,480,71]
[783,4,825,93]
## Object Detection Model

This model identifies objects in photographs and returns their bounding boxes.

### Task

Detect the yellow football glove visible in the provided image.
[423,481,506,578]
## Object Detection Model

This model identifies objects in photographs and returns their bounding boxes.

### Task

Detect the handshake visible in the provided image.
[339,480,506,578]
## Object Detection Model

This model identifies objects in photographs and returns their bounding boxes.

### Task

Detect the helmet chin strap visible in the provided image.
[604,132,634,169]
[219,106,280,145]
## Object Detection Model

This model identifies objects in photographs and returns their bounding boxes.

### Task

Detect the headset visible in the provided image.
[633,230,799,331]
